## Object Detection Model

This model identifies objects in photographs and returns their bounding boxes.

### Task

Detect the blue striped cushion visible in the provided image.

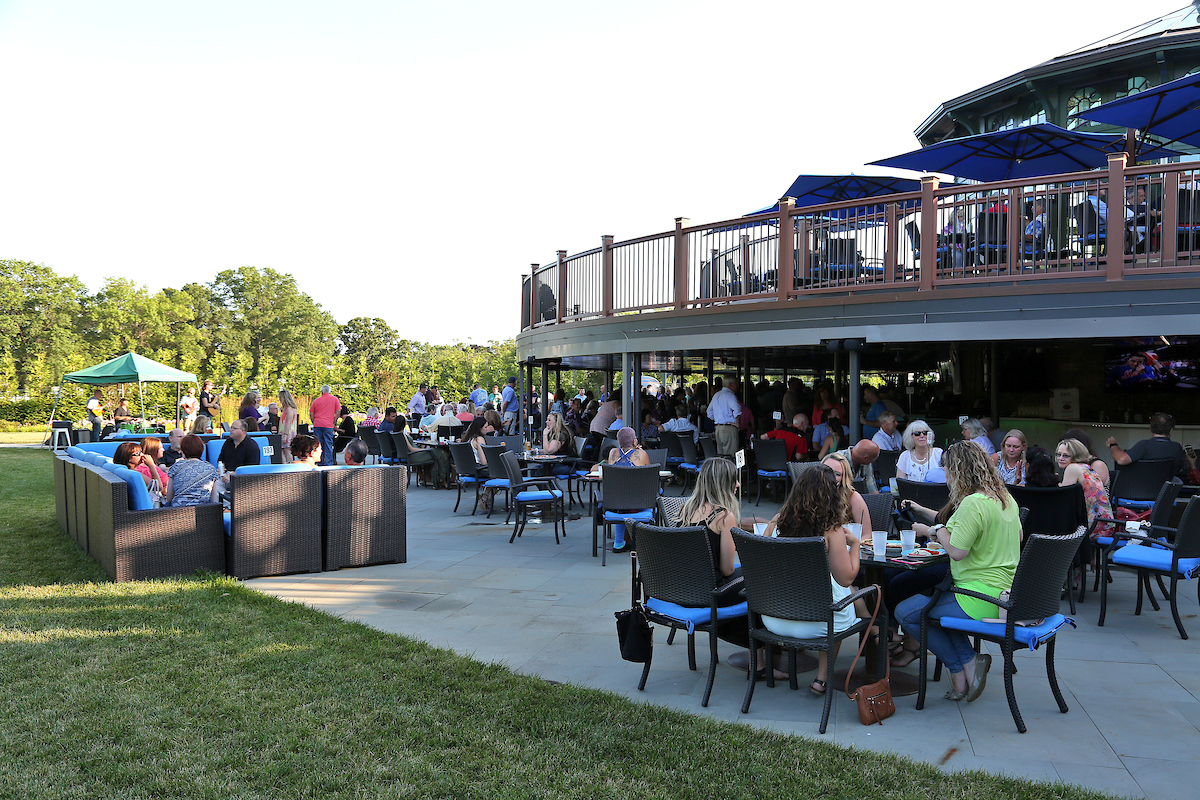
[603,508,654,523]
[484,478,510,488]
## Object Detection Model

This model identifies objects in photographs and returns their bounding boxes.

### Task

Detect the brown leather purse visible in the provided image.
[844,586,896,726]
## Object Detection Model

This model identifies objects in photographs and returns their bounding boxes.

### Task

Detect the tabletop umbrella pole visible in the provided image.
[139,381,145,430]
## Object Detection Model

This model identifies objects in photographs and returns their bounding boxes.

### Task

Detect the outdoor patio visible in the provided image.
[247,485,1200,800]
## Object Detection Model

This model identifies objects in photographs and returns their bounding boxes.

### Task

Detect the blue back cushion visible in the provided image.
[76,441,122,458]
[111,466,154,511]
[206,437,263,466]
[66,446,86,459]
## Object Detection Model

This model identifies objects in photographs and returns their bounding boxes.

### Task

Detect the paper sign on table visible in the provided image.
[735,449,745,469]
[261,446,274,456]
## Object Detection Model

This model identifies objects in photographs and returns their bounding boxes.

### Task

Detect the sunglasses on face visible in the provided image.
[913,431,929,436]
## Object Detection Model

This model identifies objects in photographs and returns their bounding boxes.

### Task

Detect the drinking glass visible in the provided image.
[872,533,888,560]
[900,529,917,554]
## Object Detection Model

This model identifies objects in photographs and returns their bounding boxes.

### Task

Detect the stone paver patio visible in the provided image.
[248,482,1200,800]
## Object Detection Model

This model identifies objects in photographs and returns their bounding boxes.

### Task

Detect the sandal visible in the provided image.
[809,679,827,696]
[890,642,921,668]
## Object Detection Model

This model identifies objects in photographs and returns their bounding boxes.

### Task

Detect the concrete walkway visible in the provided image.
[248,481,1200,800]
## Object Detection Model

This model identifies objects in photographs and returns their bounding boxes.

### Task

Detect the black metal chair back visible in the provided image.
[391,431,415,461]
[874,449,900,484]
[357,427,382,460]
[497,434,525,453]
[1009,527,1087,623]
[896,478,950,513]
[601,465,661,512]
[863,491,894,535]
[1007,483,1087,535]
[660,430,684,460]
[377,428,396,462]
[448,441,480,479]
[482,445,508,479]
[680,435,701,464]
[698,435,719,461]
[644,448,668,470]
[734,532,833,623]
[786,461,825,484]
[1175,495,1200,560]
[632,522,718,608]
[657,495,687,527]
[1110,459,1179,504]
[755,438,788,473]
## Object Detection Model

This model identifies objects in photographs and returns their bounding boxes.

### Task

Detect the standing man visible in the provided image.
[407,382,428,417]
[86,389,106,440]
[501,376,520,434]
[707,376,741,456]
[310,384,341,467]
[469,382,488,408]
[179,387,199,426]
[199,380,222,424]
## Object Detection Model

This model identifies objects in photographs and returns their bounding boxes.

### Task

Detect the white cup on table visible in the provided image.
[872,533,888,560]
[900,529,917,554]
[844,522,862,541]
[753,522,768,537]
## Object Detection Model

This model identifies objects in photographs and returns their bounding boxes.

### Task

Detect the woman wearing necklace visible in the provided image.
[990,429,1027,486]
[896,420,943,482]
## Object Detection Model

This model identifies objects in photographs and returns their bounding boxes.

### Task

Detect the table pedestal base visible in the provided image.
[727,649,819,676]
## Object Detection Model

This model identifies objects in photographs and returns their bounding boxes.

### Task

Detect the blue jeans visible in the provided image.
[896,589,977,674]
[91,420,102,441]
[314,426,335,466]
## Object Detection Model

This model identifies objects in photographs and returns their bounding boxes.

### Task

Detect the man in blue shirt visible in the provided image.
[860,385,888,440]
[501,376,520,433]
[407,383,428,416]
[469,383,488,408]
[376,406,399,434]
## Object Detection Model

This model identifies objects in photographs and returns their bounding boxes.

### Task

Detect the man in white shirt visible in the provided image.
[706,377,741,455]
[872,412,903,451]
[661,404,697,442]
[86,389,105,440]
[179,388,199,424]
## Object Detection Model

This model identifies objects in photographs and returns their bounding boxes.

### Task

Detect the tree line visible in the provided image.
[0,259,533,422]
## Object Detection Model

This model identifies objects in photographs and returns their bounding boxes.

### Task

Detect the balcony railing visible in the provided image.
[520,153,1200,331]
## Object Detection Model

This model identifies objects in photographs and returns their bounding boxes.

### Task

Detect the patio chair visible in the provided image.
[786,460,824,486]
[357,426,382,464]
[754,438,789,506]
[698,434,725,462]
[657,495,687,527]
[499,450,564,545]
[376,426,399,465]
[658,430,686,468]
[862,491,894,537]
[895,478,951,520]
[874,449,900,487]
[596,464,661,566]
[678,435,703,495]
[392,433,430,486]
[481,444,512,518]
[1071,200,1106,255]
[1109,458,1180,512]
[448,441,485,514]
[1092,481,1184,592]
[1008,483,1089,610]
[628,522,748,707]
[968,211,1007,265]
[916,526,1084,734]
[1099,495,1200,640]
[644,448,669,470]
[732,529,883,733]
[323,464,407,570]
[225,469,324,580]
[1177,189,1200,252]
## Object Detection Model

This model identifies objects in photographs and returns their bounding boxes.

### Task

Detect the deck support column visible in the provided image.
[919,177,939,291]
[1106,153,1127,281]
[848,348,861,443]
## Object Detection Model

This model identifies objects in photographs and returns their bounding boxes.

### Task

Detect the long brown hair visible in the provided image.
[775,466,847,539]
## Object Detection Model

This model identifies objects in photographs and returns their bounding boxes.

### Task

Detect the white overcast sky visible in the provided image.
[0,0,1175,343]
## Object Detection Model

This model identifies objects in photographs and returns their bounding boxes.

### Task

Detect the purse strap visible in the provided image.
[844,584,886,698]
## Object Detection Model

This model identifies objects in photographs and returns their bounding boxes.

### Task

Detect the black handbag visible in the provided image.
[614,605,653,663]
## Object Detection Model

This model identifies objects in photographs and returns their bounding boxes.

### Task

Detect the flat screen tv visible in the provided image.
[1105,338,1200,391]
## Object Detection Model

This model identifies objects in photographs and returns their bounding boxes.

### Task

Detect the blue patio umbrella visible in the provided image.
[710,174,922,233]
[1071,72,1200,154]
[869,123,1179,182]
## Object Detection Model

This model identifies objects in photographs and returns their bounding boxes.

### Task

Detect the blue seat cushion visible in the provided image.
[112,465,154,511]
[666,457,685,464]
[757,470,787,478]
[66,446,86,459]
[223,510,231,536]
[680,463,700,472]
[76,442,122,457]
[1117,498,1155,510]
[1112,544,1200,578]
[645,598,748,634]
[516,489,562,502]
[602,508,654,523]
[483,478,510,488]
[938,613,1075,650]
[457,476,480,483]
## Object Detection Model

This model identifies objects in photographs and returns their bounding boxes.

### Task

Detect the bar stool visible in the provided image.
[50,422,72,452]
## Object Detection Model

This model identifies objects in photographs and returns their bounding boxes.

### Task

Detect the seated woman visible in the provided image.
[164,434,220,506]
[590,427,651,552]
[896,420,943,482]
[138,436,170,499]
[896,440,1021,703]
[483,409,504,435]
[764,465,867,696]
[1061,428,1110,487]
[113,441,167,502]
[541,412,577,478]
[400,418,451,489]
[333,407,357,453]
[961,418,995,455]
[822,452,869,530]
[461,415,497,509]
[288,434,322,468]
[191,414,212,435]
[361,407,381,428]
[887,497,955,667]
[1058,438,1114,539]
[991,429,1027,486]
[1024,446,1059,488]
[817,416,848,461]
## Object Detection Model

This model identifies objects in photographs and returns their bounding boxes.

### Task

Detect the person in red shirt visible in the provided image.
[760,413,811,461]
[309,385,341,467]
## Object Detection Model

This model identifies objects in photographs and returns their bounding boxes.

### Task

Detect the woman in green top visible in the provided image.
[895,440,1021,702]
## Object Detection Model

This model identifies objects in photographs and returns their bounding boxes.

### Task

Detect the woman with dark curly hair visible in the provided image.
[895,440,1020,703]
[288,434,322,467]
[764,465,866,696]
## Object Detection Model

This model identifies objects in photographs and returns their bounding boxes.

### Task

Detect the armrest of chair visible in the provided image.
[832,584,879,611]
[1108,530,1175,551]
[944,585,1011,610]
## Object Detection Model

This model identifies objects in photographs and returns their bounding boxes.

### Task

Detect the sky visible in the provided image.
[0,0,1179,344]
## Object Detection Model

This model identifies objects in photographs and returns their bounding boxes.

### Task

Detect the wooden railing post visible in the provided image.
[884,202,898,283]
[556,249,567,324]
[1007,187,1022,274]
[601,235,614,316]
[674,217,690,309]
[740,234,750,295]
[1106,153,1127,281]
[919,177,939,291]
[529,264,539,329]
[1163,169,1180,267]
[775,198,795,302]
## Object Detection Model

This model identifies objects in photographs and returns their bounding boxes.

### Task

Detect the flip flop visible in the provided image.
[890,643,921,668]
[966,654,992,703]
[809,679,827,696]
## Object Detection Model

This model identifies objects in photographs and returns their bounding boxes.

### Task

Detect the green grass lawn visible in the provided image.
[0,430,47,444]
[0,450,1113,799]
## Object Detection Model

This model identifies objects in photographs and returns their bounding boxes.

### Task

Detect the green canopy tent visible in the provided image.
[58,352,198,438]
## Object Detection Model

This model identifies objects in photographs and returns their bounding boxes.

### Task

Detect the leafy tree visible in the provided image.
[0,260,86,394]
[339,317,399,376]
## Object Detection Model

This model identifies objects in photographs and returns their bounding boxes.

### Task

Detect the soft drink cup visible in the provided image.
[872,534,888,560]
[900,529,917,554]
[844,522,862,540]
[753,522,768,537]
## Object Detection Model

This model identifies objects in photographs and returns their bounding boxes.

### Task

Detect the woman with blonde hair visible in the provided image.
[278,389,299,463]
[821,452,870,530]
[1057,438,1114,539]
[896,440,1021,703]
[897,420,943,482]
[991,429,1027,486]
[191,414,212,435]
